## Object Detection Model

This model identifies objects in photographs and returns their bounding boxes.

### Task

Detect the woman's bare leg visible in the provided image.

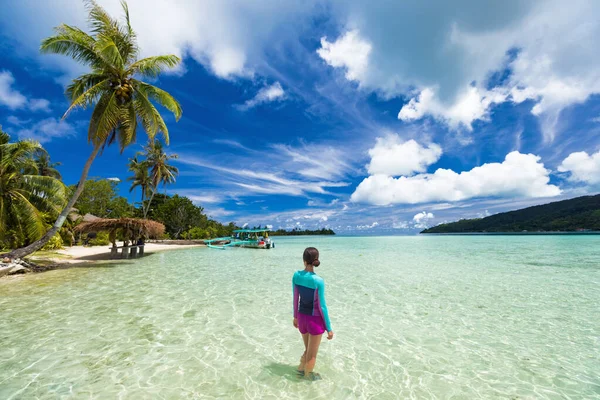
[304,334,322,377]
[298,333,309,373]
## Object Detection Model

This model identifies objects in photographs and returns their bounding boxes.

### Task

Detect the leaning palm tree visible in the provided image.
[127,154,152,205]
[5,1,182,258]
[0,131,67,249]
[143,139,178,218]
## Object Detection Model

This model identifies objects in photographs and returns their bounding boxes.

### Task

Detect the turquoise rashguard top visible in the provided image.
[292,270,332,332]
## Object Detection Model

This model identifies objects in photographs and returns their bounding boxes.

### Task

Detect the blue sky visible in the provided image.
[1,0,600,234]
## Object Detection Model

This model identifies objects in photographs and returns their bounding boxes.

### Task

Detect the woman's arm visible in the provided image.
[317,279,332,332]
[292,273,299,319]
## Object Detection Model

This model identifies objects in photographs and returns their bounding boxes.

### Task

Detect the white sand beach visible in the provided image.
[46,243,205,264]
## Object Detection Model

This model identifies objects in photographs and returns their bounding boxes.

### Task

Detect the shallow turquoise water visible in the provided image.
[1,236,599,399]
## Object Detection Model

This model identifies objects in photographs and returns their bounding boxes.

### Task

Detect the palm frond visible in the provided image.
[127,55,180,78]
[11,191,46,241]
[88,92,120,145]
[40,24,107,69]
[95,32,125,70]
[133,91,169,142]
[116,101,137,152]
[64,76,110,118]
[132,79,182,120]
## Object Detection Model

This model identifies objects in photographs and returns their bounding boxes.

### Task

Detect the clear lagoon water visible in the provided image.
[1,236,599,399]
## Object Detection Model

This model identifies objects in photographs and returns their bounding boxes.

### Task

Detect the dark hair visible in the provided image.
[303,247,320,267]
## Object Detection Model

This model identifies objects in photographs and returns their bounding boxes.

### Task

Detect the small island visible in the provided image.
[421,194,600,234]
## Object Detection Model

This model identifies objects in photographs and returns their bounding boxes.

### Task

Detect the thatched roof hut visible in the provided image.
[75,218,165,241]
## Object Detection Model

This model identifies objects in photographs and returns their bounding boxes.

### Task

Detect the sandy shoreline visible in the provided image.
[0,243,205,279]
[46,243,205,264]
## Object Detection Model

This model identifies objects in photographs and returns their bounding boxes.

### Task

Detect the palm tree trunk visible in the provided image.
[143,186,156,219]
[4,143,102,259]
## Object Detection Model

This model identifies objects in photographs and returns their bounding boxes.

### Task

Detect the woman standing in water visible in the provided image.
[293,247,334,380]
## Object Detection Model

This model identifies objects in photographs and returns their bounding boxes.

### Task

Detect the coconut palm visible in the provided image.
[142,139,178,218]
[6,1,182,258]
[32,149,62,179]
[127,154,151,205]
[0,130,67,249]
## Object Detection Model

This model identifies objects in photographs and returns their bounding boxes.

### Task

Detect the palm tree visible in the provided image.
[0,130,67,249]
[33,149,62,179]
[143,139,178,218]
[127,154,151,205]
[5,1,182,258]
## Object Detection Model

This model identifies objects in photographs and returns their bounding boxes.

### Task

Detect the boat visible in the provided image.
[205,229,274,250]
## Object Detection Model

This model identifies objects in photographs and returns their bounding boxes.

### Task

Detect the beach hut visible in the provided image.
[74,218,165,258]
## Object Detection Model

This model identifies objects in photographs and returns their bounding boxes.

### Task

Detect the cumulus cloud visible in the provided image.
[0,0,316,80]
[316,1,600,140]
[0,71,51,112]
[413,211,434,229]
[398,86,507,130]
[12,118,76,143]
[558,150,600,185]
[236,82,285,110]
[367,135,442,176]
[351,151,561,205]
[317,30,372,83]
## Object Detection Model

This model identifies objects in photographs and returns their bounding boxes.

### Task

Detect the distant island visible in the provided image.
[421,194,600,234]
[269,228,335,236]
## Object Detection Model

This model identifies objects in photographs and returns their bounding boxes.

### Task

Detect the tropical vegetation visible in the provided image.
[421,195,600,233]
[0,129,68,250]
[6,0,182,258]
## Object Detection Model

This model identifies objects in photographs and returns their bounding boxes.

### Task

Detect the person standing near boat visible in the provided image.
[292,247,333,380]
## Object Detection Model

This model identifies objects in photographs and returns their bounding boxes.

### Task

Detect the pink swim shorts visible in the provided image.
[297,313,326,335]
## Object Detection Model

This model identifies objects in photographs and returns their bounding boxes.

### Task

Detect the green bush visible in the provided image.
[184,227,209,239]
[88,232,110,246]
[41,233,63,250]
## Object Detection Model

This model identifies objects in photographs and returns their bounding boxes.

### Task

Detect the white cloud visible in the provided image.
[356,221,378,230]
[12,118,76,143]
[317,30,372,83]
[315,1,600,140]
[6,116,28,126]
[351,151,561,205]
[28,98,51,112]
[413,211,434,229]
[0,71,51,112]
[398,86,507,130]
[272,143,352,180]
[185,194,223,204]
[0,71,27,109]
[1,0,315,80]
[558,150,600,185]
[367,136,442,176]
[176,155,349,198]
[236,82,285,110]
[392,221,409,229]
[413,212,434,223]
[106,177,121,182]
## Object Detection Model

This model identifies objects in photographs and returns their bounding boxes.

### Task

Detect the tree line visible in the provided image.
[422,194,600,233]
[0,127,238,250]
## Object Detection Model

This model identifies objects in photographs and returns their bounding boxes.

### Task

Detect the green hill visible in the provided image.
[421,194,600,234]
